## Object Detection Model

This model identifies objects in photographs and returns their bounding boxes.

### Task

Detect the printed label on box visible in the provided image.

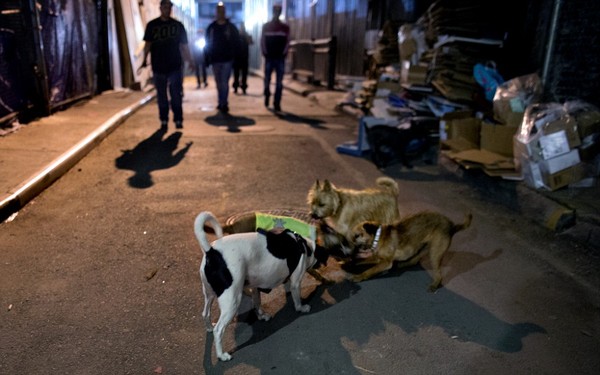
[539,149,581,174]
[539,130,570,159]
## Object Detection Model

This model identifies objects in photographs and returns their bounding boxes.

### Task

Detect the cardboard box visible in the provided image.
[575,110,600,139]
[521,159,545,189]
[441,138,478,153]
[494,96,526,127]
[480,123,518,157]
[579,140,600,161]
[440,111,480,146]
[398,25,417,62]
[407,65,428,84]
[539,149,581,174]
[376,80,402,93]
[514,130,574,162]
[538,130,571,159]
[542,164,585,191]
[542,117,580,149]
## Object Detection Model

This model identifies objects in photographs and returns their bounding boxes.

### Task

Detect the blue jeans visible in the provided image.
[264,58,285,105]
[212,61,233,108]
[153,68,183,123]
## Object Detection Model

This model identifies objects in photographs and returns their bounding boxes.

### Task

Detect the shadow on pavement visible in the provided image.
[205,280,361,372]
[203,268,546,373]
[443,248,503,284]
[274,110,326,128]
[115,127,192,188]
[205,113,256,133]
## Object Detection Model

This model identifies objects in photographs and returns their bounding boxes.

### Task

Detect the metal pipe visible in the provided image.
[541,0,563,89]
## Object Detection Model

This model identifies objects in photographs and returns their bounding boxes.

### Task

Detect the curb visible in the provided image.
[438,155,575,231]
[514,183,575,231]
[0,93,155,223]
[440,154,600,250]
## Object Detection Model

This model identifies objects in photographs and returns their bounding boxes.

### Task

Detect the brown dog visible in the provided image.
[307,177,400,256]
[349,211,472,292]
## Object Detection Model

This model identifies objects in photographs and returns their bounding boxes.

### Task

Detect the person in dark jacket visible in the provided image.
[261,3,290,112]
[205,2,239,114]
[140,0,193,129]
[232,22,253,95]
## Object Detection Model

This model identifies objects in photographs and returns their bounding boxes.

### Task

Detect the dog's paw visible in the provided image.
[217,352,232,361]
[296,304,311,313]
[427,284,440,293]
[350,275,364,283]
[256,311,272,321]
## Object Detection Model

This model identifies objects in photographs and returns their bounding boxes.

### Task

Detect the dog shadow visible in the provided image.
[205,264,546,373]
[202,279,360,369]
[442,248,503,284]
[204,113,255,133]
[233,280,361,352]
[114,127,192,188]
[274,110,326,129]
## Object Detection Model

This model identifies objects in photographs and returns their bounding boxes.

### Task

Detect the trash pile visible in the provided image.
[336,0,600,190]
[515,101,600,190]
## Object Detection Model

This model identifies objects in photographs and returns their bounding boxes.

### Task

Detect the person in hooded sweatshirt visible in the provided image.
[205,2,239,114]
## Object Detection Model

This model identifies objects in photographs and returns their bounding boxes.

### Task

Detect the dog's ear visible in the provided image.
[314,179,320,189]
[323,180,332,191]
[363,222,380,235]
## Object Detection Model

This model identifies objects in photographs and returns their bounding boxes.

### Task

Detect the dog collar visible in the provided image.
[371,226,382,250]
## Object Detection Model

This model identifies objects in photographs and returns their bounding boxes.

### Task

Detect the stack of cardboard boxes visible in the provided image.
[440,111,518,178]
[440,98,600,190]
[515,103,600,190]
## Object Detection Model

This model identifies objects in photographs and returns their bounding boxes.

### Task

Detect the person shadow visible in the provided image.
[115,127,192,188]
[274,110,326,128]
[204,112,255,133]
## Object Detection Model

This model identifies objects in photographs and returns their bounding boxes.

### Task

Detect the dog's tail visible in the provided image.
[375,177,399,196]
[451,212,473,235]
[194,211,223,252]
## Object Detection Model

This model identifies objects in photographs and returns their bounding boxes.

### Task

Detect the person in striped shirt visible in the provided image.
[261,3,290,112]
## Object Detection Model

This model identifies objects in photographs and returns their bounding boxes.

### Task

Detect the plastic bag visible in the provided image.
[473,62,504,102]
[493,73,543,126]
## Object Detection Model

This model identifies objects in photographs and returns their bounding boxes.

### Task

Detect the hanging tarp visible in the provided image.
[39,0,98,108]
[0,1,27,122]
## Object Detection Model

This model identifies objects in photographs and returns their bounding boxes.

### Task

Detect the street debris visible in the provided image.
[145,268,158,281]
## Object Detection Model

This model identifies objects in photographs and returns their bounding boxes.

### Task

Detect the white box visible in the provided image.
[539,149,581,174]
[539,130,570,159]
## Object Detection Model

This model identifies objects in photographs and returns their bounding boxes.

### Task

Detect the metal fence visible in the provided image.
[289,37,336,89]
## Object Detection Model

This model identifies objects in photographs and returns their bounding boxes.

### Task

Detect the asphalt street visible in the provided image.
[0,75,598,374]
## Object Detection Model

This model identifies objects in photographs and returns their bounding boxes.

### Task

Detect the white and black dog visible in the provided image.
[194,211,328,361]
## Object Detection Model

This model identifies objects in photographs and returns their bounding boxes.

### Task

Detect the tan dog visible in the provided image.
[349,211,472,292]
[307,177,400,256]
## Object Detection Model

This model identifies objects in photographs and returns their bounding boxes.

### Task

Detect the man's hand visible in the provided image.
[136,61,147,75]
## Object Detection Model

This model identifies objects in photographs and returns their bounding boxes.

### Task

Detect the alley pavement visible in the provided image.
[1,75,599,252]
